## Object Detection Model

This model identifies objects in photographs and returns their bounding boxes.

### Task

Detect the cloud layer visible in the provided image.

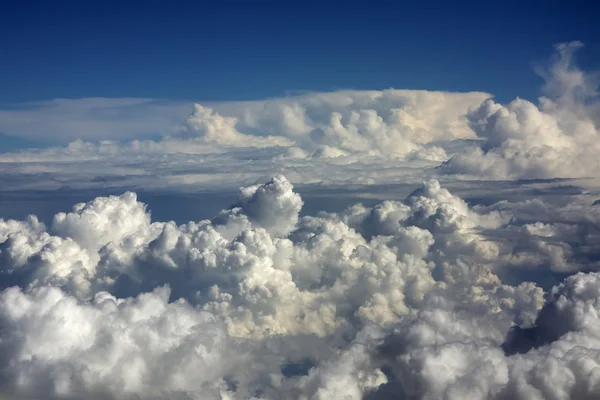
[1,42,600,399]
[0,42,597,196]
[0,98,192,143]
[1,175,600,399]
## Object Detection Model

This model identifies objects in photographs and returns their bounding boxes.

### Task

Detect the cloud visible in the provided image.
[0,98,191,143]
[201,89,490,158]
[0,89,488,153]
[0,41,597,197]
[0,89,491,193]
[442,41,600,180]
[0,285,235,398]
[1,175,600,398]
[373,270,600,400]
[2,42,600,399]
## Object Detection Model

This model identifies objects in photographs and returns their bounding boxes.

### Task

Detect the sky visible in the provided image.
[3,2,600,400]
[1,1,599,107]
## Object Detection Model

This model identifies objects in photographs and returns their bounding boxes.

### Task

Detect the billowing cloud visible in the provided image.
[0,90,492,194]
[0,41,598,196]
[1,41,600,399]
[187,89,490,158]
[1,175,600,399]
[442,41,600,180]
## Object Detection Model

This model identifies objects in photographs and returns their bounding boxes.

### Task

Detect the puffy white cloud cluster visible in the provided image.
[2,41,600,399]
[442,42,600,179]
[181,90,489,160]
[0,42,599,198]
[378,269,600,400]
[0,89,491,193]
[0,89,488,165]
[2,175,600,399]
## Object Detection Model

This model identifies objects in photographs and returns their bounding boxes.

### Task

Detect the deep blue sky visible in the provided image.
[1,0,599,105]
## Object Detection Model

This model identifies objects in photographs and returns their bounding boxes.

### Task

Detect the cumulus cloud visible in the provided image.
[0,88,493,193]
[1,175,600,399]
[442,41,600,180]
[2,41,600,399]
[197,89,489,158]
[0,89,488,157]
[374,270,600,400]
[0,42,598,197]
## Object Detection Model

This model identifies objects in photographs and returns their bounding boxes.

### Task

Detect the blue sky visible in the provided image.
[1,0,598,107]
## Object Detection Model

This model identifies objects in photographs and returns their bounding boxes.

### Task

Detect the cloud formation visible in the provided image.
[0,90,490,193]
[186,89,490,158]
[1,42,600,399]
[1,175,600,399]
[0,41,598,197]
[0,98,191,142]
[442,41,600,179]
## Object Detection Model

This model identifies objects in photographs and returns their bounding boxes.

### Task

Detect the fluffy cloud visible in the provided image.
[0,286,237,398]
[1,175,600,399]
[0,89,470,159]
[0,88,491,193]
[0,89,489,159]
[193,89,489,158]
[2,42,600,399]
[374,270,600,400]
[442,41,600,180]
[0,42,598,197]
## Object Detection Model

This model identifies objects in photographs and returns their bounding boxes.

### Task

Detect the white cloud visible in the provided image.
[1,175,600,398]
[0,41,597,195]
[0,285,239,398]
[0,89,488,154]
[442,42,600,180]
[0,88,493,194]
[2,42,600,399]
[176,89,491,158]
[376,270,600,400]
